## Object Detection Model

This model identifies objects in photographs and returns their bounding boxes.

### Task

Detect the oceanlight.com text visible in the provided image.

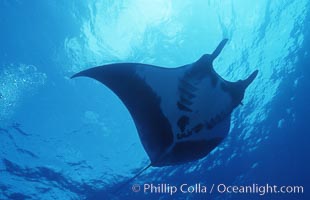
[216,183,304,196]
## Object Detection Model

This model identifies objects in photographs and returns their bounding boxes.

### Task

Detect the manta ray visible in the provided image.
[72,39,258,170]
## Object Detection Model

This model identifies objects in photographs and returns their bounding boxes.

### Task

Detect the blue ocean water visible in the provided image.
[0,0,309,199]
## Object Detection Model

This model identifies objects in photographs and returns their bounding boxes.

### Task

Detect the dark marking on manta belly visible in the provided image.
[176,57,220,113]
[179,78,198,91]
[177,73,198,112]
[177,123,205,140]
[179,96,193,106]
[177,102,193,112]
[193,123,203,133]
[176,109,231,141]
[178,87,196,100]
[206,110,231,130]
[177,116,189,132]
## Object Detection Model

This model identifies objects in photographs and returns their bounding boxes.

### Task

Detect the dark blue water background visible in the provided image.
[0,1,309,199]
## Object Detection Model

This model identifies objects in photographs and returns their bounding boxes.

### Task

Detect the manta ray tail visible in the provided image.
[113,163,152,193]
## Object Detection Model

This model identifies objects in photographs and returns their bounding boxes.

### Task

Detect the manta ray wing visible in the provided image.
[72,63,184,165]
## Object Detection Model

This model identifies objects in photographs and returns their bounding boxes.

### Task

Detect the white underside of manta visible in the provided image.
[72,39,258,167]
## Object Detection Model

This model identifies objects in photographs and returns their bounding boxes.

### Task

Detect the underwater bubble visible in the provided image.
[278,119,285,128]
[0,64,47,121]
